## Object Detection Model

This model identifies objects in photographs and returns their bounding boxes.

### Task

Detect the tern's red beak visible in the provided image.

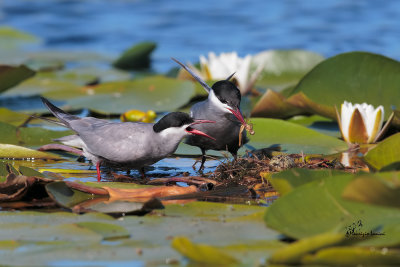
[227,107,246,125]
[186,119,216,140]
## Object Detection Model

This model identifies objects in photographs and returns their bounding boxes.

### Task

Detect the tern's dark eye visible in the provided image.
[186,126,193,131]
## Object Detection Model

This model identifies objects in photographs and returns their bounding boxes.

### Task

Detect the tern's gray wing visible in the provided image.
[187,100,247,152]
[172,58,212,93]
[75,122,155,163]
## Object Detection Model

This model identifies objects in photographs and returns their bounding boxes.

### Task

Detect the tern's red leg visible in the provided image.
[96,162,101,181]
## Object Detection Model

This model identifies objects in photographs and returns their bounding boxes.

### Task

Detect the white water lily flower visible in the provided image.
[338,101,385,144]
[189,52,263,95]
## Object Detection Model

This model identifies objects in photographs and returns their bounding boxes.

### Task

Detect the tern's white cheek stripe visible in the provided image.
[209,90,230,113]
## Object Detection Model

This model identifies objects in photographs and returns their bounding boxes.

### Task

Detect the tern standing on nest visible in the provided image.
[173,58,250,170]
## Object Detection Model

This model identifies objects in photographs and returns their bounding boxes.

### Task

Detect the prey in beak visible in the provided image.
[227,107,246,125]
[185,119,216,140]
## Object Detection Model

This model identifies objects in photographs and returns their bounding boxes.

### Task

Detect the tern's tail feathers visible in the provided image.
[41,97,80,128]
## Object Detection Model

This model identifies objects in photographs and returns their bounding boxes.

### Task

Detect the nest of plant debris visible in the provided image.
[212,152,360,187]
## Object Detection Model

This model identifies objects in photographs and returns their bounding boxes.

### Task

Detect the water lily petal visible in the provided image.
[340,101,354,142]
[348,108,368,144]
[367,105,384,143]
[235,54,252,91]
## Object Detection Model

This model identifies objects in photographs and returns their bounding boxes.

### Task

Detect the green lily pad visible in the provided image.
[0,65,35,94]
[0,121,73,146]
[302,246,400,266]
[42,76,195,113]
[267,168,345,196]
[364,133,400,171]
[0,223,103,243]
[0,144,60,160]
[247,118,347,154]
[342,175,400,208]
[0,108,31,126]
[252,50,324,87]
[172,236,238,265]
[269,232,345,265]
[46,181,100,208]
[113,41,157,70]
[251,89,303,119]
[76,222,130,240]
[264,173,400,239]
[288,52,400,120]
[18,165,45,177]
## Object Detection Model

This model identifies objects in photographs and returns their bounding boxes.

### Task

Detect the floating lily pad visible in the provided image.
[251,89,303,119]
[76,222,130,240]
[0,108,31,126]
[288,52,400,120]
[18,165,45,177]
[302,246,400,266]
[342,175,400,208]
[113,41,157,70]
[247,118,347,154]
[269,232,345,265]
[42,76,195,113]
[0,144,60,160]
[264,173,400,239]
[364,133,400,170]
[267,168,345,196]
[0,65,35,94]
[172,236,238,265]
[0,121,72,146]
[251,50,324,87]
[46,181,100,208]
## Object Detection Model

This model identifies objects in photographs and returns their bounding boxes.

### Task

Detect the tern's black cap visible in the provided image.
[212,80,241,108]
[153,112,194,132]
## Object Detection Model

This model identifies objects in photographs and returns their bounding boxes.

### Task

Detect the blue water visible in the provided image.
[1,0,400,72]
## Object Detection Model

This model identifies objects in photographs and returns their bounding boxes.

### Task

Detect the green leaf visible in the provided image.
[342,175,400,208]
[0,65,35,94]
[171,236,238,265]
[251,89,302,119]
[0,144,60,160]
[267,168,345,196]
[252,50,324,87]
[76,222,130,240]
[264,173,400,239]
[247,118,347,154]
[113,41,157,70]
[302,246,400,266]
[364,133,400,170]
[45,181,99,208]
[0,223,103,243]
[269,232,345,265]
[43,76,195,113]
[0,121,73,146]
[0,108,30,126]
[18,165,45,177]
[288,52,400,120]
